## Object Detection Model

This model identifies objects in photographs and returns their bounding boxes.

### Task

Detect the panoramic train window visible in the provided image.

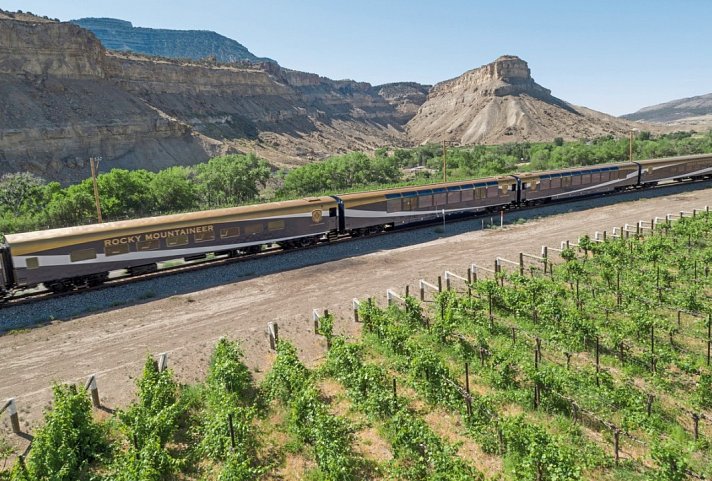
[220,227,240,239]
[591,173,600,182]
[447,191,460,204]
[245,224,263,235]
[461,189,474,202]
[167,235,189,247]
[418,195,433,208]
[475,188,485,200]
[550,178,561,188]
[25,257,39,269]
[599,172,609,181]
[268,220,285,232]
[540,179,549,190]
[581,174,591,183]
[434,193,446,205]
[137,240,160,251]
[195,231,215,243]
[402,198,415,211]
[572,175,581,186]
[562,177,571,187]
[386,198,400,213]
[106,244,130,256]
[70,248,97,262]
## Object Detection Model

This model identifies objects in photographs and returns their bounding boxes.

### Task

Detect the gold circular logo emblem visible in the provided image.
[311,209,323,223]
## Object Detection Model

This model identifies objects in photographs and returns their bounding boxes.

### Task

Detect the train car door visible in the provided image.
[0,244,13,289]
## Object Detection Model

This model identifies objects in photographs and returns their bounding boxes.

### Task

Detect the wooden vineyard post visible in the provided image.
[613,429,621,465]
[511,327,516,346]
[646,394,654,417]
[467,267,472,298]
[268,322,279,350]
[405,285,410,298]
[352,299,360,323]
[392,378,397,399]
[565,352,571,370]
[692,413,700,441]
[85,374,101,408]
[519,252,524,276]
[1,398,21,434]
[228,413,236,452]
[157,352,168,372]
[465,362,470,395]
[542,246,548,274]
[437,276,442,293]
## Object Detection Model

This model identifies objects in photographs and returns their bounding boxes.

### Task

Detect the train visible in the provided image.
[1,153,711,300]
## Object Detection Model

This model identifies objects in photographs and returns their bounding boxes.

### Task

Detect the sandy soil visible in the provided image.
[1,187,711,454]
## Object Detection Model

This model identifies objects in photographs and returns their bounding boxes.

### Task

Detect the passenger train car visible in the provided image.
[1,197,337,293]
[0,153,711,300]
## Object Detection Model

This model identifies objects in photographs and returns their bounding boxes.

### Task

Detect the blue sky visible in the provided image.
[3,0,711,115]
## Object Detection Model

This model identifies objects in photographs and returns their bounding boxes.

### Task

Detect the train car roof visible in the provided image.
[516,161,637,179]
[5,196,338,245]
[635,153,712,165]
[336,175,516,200]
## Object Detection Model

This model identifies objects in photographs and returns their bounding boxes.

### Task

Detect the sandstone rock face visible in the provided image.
[0,18,217,184]
[407,55,646,145]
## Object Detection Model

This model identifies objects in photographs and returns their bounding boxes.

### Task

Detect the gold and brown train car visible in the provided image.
[4,197,338,291]
[518,162,639,203]
[637,153,712,185]
[337,176,519,234]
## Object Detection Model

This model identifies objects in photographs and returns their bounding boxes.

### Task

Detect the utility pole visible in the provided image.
[629,128,639,162]
[90,157,103,223]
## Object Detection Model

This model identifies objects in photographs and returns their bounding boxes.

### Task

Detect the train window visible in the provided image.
[540,179,549,190]
[26,257,39,269]
[572,175,581,186]
[590,173,600,182]
[137,240,160,251]
[550,178,561,188]
[106,244,130,256]
[402,198,415,211]
[600,172,609,181]
[195,230,215,243]
[461,189,474,202]
[268,220,285,232]
[447,191,460,204]
[220,227,240,239]
[167,235,189,247]
[245,224,263,235]
[418,195,433,208]
[386,198,400,213]
[562,177,571,187]
[581,174,591,184]
[434,193,447,205]
[474,188,485,200]
[70,248,97,262]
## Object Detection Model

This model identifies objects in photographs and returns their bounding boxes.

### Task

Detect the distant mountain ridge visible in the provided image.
[622,93,712,125]
[71,17,274,64]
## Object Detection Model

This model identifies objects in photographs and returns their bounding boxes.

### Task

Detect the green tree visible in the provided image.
[196,154,270,207]
[0,172,46,217]
[149,166,198,214]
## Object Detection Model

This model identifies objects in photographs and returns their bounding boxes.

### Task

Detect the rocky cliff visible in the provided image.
[71,17,274,64]
[407,55,645,145]
[0,16,219,183]
[0,13,430,180]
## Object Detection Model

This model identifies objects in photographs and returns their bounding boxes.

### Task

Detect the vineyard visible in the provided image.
[1,209,711,480]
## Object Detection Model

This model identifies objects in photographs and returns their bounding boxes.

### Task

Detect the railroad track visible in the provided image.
[2,178,711,311]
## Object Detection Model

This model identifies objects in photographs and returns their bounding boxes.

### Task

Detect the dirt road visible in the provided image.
[1,186,711,449]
